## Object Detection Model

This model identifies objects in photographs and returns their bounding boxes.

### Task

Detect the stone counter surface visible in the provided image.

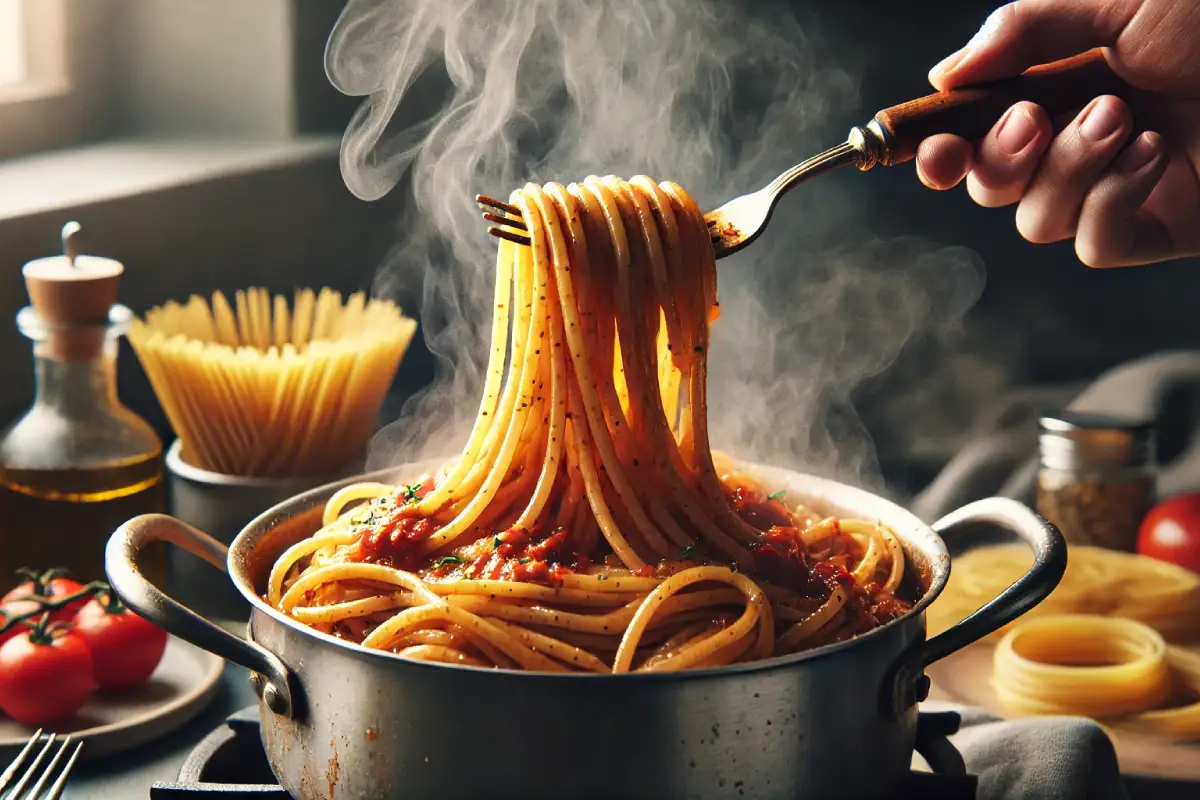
[62,664,256,799]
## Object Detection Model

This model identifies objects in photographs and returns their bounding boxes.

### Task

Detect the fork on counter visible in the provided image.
[480,48,1136,259]
[0,730,83,799]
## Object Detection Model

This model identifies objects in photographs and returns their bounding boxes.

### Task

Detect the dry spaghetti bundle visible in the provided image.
[928,543,1200,643]
[129,288,417,478]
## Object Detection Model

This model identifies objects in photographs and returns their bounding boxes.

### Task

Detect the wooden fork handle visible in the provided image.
[873,48,1135,165]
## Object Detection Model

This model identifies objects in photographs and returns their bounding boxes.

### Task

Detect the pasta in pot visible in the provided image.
[267,177,918,672]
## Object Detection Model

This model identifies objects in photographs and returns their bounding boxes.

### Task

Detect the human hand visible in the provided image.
[917,0,1200,267]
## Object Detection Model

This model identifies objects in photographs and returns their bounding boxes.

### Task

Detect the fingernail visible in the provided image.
[930,47,969,78]
[997,106,1037,155]
[1116,132,1161,173]
[1079,98,1123,142]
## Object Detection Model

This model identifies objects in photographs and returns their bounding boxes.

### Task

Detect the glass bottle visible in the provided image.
[1035,411,1156,551]
[0,225,165,591]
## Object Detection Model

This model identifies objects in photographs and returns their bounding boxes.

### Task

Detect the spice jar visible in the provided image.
[1036,411,1156,551]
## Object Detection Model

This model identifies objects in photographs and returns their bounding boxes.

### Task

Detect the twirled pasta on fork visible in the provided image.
[268,176,916,672]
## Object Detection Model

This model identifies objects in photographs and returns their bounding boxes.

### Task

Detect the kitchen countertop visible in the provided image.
[62,662,256,799]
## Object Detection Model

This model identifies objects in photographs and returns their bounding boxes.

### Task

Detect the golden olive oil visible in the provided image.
[0,453,166,592]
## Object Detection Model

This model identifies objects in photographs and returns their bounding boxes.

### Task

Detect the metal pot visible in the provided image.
[105,461,1065,800]
[163,439,362,620]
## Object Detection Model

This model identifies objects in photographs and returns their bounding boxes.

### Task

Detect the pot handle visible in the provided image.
[105,514,297,719]
[883,498,1066,717]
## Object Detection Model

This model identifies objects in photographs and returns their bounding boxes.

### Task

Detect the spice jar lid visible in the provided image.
[1038,411,1155,471]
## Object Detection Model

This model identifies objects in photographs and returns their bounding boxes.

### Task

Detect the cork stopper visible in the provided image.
[21,223,125,361]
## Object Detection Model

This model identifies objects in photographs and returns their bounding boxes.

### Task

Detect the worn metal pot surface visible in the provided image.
[163,439,361,620]
[106,461,1065,800]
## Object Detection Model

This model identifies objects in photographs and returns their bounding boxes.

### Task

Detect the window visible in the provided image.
[0,0,111,160]
[0,0,26,87]
[0,0,67,101]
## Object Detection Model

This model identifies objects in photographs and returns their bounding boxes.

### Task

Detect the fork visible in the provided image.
[0,730,83,799]
[480,48,1135,259]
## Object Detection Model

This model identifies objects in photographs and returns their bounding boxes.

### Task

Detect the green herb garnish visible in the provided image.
[520,557,532,564]
[436,555,463,567]
[596,574,608,581]
[678,542,697,560]
[767,489,786,501]
[493,535,504,549]
[401,483,423,504]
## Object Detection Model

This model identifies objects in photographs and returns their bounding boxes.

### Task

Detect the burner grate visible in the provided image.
[151,707,285,799]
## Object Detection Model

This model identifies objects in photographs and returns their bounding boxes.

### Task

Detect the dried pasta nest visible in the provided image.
[929,543,1200,643]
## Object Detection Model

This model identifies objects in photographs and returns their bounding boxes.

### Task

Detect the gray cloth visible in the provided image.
[920,702,1129,800]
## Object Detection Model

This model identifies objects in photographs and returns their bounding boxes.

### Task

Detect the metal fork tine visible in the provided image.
[40,740,82,800]
[488,226,532,247]
[481,211,527,231]
[7,733,56,798]
[0,729,44,792]
[22,735,73,799]
[476,194,522,217]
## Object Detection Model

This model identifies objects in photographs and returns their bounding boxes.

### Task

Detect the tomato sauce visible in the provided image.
[345,480,916,628]
[350,512,437,570]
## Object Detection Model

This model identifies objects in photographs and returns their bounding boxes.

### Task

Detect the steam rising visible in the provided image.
[327,0,989,491]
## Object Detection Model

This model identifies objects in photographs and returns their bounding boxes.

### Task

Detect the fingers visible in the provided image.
[929,0,1136,90]
[1075,131,1172,267]
[914,102,1053,199]
[964,102,1053,207]
[1015,95,1134,244]
[915,134,974,190]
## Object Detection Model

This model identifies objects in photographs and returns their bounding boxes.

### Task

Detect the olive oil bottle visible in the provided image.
[0,225,165,591]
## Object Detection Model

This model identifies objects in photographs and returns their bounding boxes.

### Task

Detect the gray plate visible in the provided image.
[0,636,223,761]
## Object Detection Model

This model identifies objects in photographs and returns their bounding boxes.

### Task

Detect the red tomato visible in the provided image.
[72,599,168,690]
[1,575,88,623]
[0,630,95,725]
[0,614,31,650]
[1137,493,1200,574]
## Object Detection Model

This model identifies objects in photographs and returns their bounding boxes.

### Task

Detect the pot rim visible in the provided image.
[165,439,361,490]
[224,458,952,680]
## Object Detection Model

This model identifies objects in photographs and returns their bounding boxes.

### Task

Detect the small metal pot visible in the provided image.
[105,462,1065,800]
[163,440,360,619]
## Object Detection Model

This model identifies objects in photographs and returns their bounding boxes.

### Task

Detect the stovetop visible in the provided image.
[148,706,978,799]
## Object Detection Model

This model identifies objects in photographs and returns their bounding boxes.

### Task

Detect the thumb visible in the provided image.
[929,0,1137,90]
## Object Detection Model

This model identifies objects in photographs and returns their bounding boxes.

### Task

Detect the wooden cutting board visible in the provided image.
[926,642,1200,782]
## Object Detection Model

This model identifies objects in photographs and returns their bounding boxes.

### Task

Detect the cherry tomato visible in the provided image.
[1137,493,1200,574]
[72,598,168,690]
[0,629,95,725]
[2,573,88,623]
[0,614,31,650]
